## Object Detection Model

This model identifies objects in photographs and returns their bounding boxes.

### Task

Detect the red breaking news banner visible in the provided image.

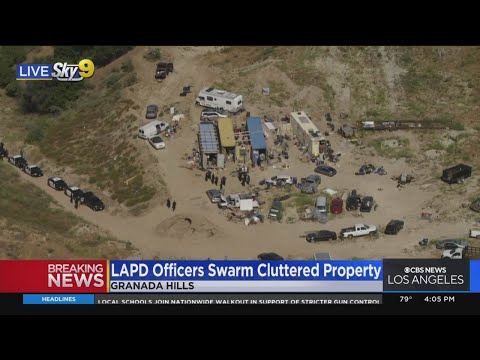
[0,260,108,293]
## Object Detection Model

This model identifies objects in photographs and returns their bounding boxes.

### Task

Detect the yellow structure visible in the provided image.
[217,118,236,149]
[235,144,251,164]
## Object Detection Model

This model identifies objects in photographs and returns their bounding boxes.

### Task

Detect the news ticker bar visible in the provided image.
[22,294,382,305]
[1,259,480,293]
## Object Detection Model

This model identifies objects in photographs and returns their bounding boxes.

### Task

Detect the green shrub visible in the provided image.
[121,60,134,73]
[5,81,22,97]
[144,48,161,62]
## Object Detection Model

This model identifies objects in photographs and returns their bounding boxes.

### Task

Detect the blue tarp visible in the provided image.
[246,117,266,150]
[199,122,219,154]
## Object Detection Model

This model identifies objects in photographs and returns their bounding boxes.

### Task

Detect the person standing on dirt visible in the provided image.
[246,174,250,185]
[211,173,215,184]
[205,171,209,182]
[70,193,73,204]
[167,199,171,209]
[214,176,219,186]
[172,201,176,212]
[222,176,226,188]
[74,197,79,209]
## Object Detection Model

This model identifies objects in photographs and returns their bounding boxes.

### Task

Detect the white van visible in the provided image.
[315,196,327,213]
[138,120,169,139]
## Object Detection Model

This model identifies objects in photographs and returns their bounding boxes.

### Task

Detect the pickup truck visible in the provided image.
[442,245,480,259]
[470,229,480,239]
[300,175,321,194]
[218,194,259,210]
[340,224,377,239]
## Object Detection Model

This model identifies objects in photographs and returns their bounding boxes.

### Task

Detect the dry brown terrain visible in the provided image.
[1,46,480,260]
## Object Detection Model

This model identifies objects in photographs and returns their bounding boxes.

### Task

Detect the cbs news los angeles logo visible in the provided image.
[16,59,95,82]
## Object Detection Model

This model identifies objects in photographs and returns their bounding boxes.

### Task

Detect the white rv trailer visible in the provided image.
[290,111,325,157]
[196,87,244,113]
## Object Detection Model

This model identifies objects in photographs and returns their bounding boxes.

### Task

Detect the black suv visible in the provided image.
[384,220,404,235]
[306,230,337,242]
[81,192,105,211]
[360,196,376,212]
[346,190,361,211]
[257,253,284,260]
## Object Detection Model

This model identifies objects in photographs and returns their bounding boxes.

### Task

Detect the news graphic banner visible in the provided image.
[0,260,479,302]
[383,259,470,292]
[16,59,95,82]
[0,260,107,293]
[108,260,382,293]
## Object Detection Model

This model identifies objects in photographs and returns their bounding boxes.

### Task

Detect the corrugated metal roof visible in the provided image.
[217,118,235,148]
[246,117,266,150]
[199,122,219,154]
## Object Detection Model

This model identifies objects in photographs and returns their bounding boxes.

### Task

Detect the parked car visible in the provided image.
[435,239,468,250]
[300,174,320,194]
[206,189,223,203]
[346,190,361,211]
[314,165,337,177]
[8,155,28,169]
[441,164,472,184]
[257,253,284,260]
[384,220,404,235]
[148,135,166,149]
[268,200,282,220]
[265,175,294,187]
[23,164,43,177]
[64,186,84,200]
[47,177,68,191]
[146,104,159,119]
[81,191,105,211]
[330,197,343,214]
[470,198,480,213]
[200,110,228,121]
[360,196,376,212]
[306,230,337,242]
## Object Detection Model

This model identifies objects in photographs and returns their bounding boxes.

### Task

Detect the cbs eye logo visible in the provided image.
[52,59,95,82]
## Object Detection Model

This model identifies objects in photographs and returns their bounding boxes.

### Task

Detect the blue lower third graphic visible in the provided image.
[470,261,480,293]
[23,294,94,305]
[16,64,53,80]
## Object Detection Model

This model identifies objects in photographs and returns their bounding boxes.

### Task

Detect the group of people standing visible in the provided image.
[238,172,250,187]
[205,170,227,190]
[166,199,176,211]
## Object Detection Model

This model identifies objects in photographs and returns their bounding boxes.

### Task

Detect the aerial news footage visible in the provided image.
[1,46,479,311]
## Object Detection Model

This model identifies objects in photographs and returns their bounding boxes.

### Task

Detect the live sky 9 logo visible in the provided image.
[16,59,95,82]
